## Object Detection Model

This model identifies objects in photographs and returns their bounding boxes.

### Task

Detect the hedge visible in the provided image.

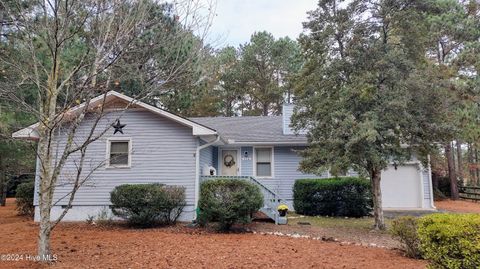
[15,181,35,216]
[418,213,480,269]
[293,177,372,217]
[110,184,186,227]
[198,179,263,230]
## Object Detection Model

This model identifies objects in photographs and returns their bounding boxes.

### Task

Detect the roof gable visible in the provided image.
[12,91,217,140]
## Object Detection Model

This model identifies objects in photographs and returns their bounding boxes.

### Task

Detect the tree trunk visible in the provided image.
[432,172,439,191]
[0,176,6,207]
[370,168,385,230]
[225,100,232,117]
[0,155,6,206]
[445,143,459,199]
[37,130,58,261]
[262,103,268,116]
[468,143,475,185]
[37,130,54,259]
[38,201,52,260]
[474,147,480,186]
[0,168,7,206]
[36,82,59,259]
[456,140,463,183]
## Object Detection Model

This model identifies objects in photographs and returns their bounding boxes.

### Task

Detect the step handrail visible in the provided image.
[247,176,287,207]
[247,176,278,196]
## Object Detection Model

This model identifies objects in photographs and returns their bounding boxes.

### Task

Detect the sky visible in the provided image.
[206,0,318,47]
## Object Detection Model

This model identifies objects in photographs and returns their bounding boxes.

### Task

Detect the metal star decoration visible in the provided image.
[112,120,126,134]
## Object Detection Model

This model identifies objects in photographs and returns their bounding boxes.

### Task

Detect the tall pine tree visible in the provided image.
[292,0,450,229]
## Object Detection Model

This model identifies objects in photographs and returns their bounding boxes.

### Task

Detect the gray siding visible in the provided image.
[241,146,253,175]
[243,146,321,207]
[212,146,218,171]
[271,146,323,202]
[36,110,198,208]
[199,143,214,175]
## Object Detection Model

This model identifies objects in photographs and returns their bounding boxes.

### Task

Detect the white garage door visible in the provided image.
[381,165,422,208]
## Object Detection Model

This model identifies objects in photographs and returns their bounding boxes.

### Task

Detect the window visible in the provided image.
[255,148,273,177]
[107,140,131,167]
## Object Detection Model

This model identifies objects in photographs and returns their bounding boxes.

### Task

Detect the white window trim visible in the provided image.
[106,137,132,169]
[253,146,274,178]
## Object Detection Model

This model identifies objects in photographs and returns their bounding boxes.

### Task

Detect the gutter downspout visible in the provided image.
[194,135,221,220]
[418,161,426,209]
[427,155,436,209]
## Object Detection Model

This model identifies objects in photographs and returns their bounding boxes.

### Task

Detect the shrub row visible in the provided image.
[110,184,186,227]
[392,214,480,268]
[198,178,263,230]
[15,179,263,232]
[293,177,373,217]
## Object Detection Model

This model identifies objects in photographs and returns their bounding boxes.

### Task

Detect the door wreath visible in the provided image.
[223,154,236,167]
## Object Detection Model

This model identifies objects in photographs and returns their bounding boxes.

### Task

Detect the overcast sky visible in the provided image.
[206,1,318,47]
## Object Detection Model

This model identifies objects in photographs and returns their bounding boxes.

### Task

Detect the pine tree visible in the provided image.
[292,0,450,229]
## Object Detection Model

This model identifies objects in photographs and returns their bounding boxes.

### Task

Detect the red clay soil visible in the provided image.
[0,199,426,269]
[435,199,480,213]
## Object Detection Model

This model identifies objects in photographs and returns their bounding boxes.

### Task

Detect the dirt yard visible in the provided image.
[0,199,426,269]
[435,199,480,213]
[253,198,480,249]
[249,215,400,249]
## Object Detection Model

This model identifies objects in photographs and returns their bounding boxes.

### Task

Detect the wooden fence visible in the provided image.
[459,186,480,201]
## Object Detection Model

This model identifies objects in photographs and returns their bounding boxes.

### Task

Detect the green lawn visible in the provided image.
[287,213,394,232]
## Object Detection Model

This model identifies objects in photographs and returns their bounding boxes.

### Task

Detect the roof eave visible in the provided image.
[12,123,40,140]
[226,140,308,146]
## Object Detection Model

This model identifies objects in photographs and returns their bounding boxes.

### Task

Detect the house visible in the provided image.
[13,91,435,224]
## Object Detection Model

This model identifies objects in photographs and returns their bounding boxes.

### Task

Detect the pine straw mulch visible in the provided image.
[0,199,426,269]
[435,198,480,213]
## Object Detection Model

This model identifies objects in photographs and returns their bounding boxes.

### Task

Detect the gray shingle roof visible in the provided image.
[189,116,307,144]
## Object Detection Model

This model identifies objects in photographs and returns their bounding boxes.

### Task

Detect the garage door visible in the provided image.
[380,164,422,208]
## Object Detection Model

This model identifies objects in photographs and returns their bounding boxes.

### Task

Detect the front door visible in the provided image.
[221,150,238,176]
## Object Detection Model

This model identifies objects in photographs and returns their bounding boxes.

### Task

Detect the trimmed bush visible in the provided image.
[15,181,35,216]
[110,184,186,227]
[198,179,263,230]
[293,177,372,217]
[391,216,422,258]
[418,213,480,269]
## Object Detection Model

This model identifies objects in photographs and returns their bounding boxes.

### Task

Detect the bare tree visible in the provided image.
[0,0,214,260]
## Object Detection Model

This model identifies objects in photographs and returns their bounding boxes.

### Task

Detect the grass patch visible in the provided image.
[288,213,393,232]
